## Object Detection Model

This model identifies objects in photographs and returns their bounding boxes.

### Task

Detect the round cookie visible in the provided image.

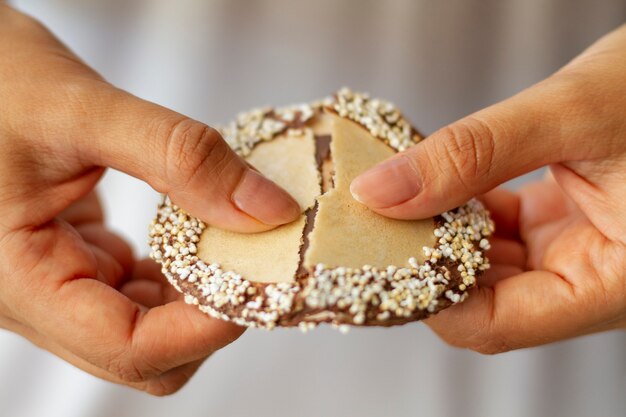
[149,88,494,331]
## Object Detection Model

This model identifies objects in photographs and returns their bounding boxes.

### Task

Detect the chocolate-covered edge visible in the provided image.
[148,88,495,331]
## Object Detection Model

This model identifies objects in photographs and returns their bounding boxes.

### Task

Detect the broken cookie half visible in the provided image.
[149,88,494,331]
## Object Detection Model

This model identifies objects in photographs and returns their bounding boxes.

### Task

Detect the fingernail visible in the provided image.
[232,169,301,225]
[350,156,421,208]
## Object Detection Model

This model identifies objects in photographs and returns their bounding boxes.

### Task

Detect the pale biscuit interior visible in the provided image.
[246,132,321,211]
[197,131,320,283]
[304,115,434,269]
[197,217,307,283]
[198,112,436,283]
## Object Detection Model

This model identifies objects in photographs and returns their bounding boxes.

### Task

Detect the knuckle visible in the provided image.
[108,362,141,383]
[552,58,602,106]
[434,328,512,355]
[62,78,108,110]
[470,338,513,355]
[144,383,178,397]
[106,351,164,384]
[105,352,144,383]
[433,314,514,355]
[466,323,514,355]
[142,373,190,397]
[434,118,497,189]
[3,7,44,32]
[163,119,232,190]
[522,68,626,161]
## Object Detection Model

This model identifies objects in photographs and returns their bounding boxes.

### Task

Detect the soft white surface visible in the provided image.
[2,1,625,416]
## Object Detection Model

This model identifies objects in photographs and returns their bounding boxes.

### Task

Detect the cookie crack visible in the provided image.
[296,134,334,278]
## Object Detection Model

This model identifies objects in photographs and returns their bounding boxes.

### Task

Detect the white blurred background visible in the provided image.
[1,1,625,416]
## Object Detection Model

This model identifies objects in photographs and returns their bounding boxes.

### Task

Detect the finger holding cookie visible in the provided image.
[0,4,299,395]
[353,24,626,351]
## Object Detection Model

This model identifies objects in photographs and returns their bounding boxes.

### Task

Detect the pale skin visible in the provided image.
[351,25,626,351]
[0,4,624,396]
[0,5,301,395]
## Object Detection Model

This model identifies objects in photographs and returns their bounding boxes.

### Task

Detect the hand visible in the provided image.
[0,5,300,395]
[350,24,626,353]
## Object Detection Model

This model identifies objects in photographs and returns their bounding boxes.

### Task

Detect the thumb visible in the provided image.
[73,85,301,232]
[349,75,594,219]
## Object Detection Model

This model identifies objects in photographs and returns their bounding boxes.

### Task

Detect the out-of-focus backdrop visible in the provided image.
[1,1,625,416]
